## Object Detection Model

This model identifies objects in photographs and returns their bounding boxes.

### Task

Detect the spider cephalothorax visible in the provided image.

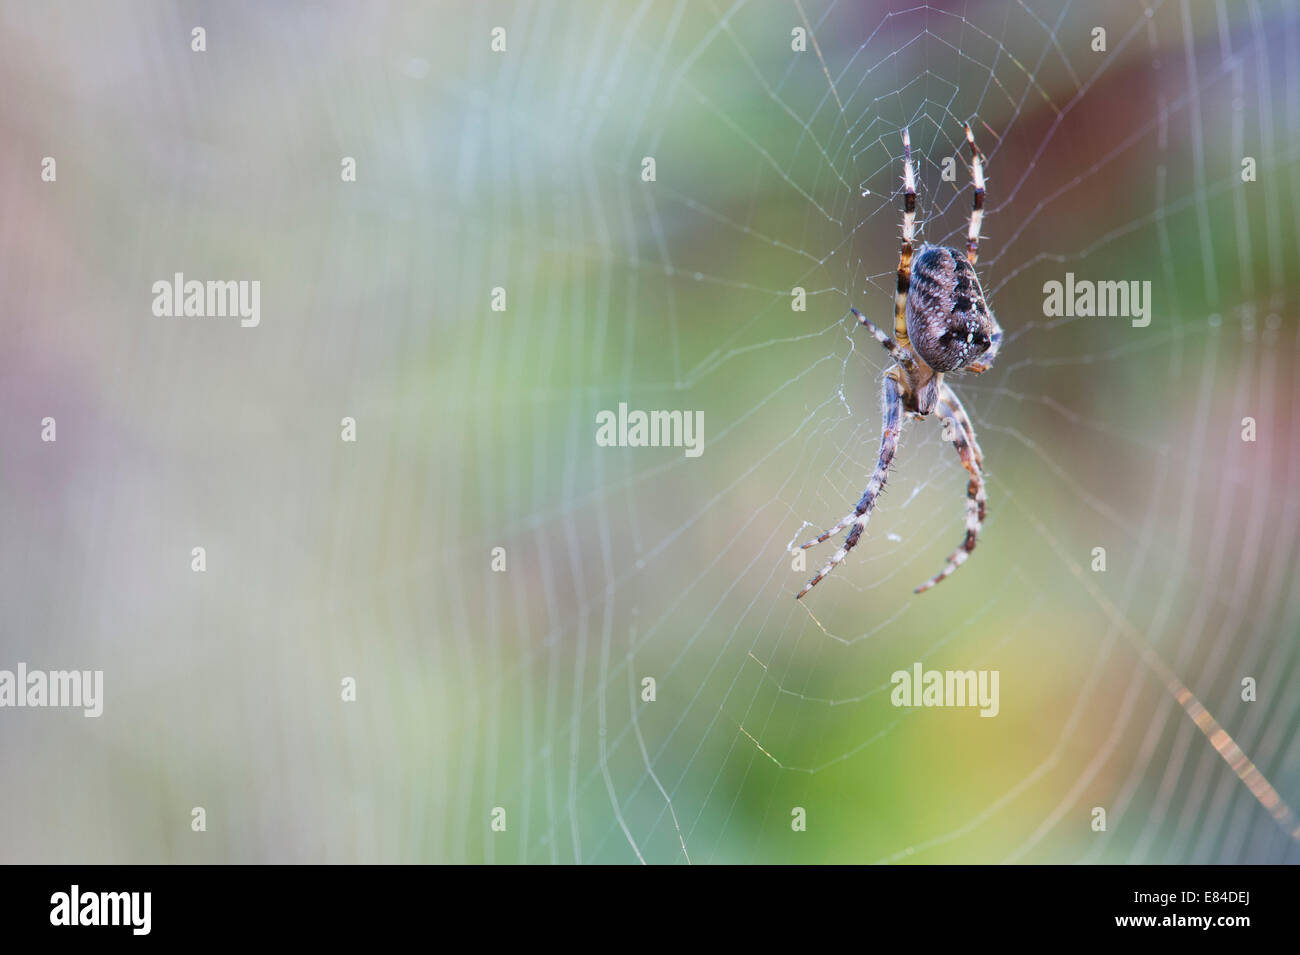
[797,124,1003,598]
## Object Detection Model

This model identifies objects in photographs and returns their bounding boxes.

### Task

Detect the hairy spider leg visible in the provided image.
[964,123,985,266]
[960,122,1003,375]
[938,380,983,469]
[914,387,986,593]
[851,307,914,370]
[893,127,917,349]
[797,374,904,599]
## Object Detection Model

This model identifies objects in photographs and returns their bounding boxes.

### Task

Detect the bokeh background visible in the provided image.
[1,0,1298,863]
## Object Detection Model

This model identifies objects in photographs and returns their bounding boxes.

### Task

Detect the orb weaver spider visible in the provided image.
[798,124,1002,599]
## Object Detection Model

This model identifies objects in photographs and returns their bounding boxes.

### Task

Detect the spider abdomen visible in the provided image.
[905,244,994,372]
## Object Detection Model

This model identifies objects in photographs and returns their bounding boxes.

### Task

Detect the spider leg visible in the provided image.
[914,385,986,593]
[797,374,904,599]
[963,122,985,266]
[936,380,983,469]
[851,307,915,370]
[893,127,917,348]
[960,121,1003,375]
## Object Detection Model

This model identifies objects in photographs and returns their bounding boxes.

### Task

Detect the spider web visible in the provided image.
[444,0,1300,865]
[3,0,1297,866]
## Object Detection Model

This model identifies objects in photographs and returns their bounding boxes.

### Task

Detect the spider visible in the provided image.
[797,124,1003,599]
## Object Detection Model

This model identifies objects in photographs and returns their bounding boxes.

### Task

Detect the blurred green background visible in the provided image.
[0,0,1297,863]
